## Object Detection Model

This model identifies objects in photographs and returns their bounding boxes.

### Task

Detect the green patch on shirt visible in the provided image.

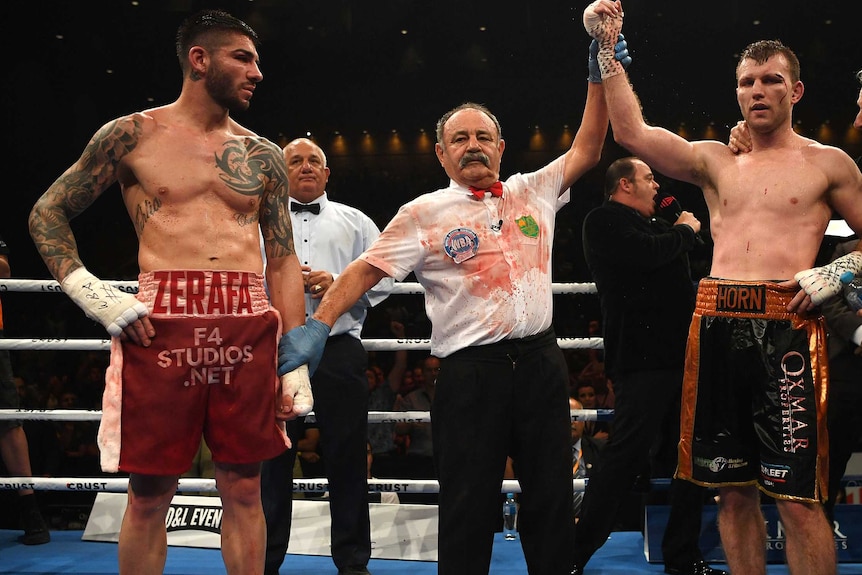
[516,215,539,238]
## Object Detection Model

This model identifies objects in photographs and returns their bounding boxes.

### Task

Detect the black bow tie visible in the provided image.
[290,201,320,214]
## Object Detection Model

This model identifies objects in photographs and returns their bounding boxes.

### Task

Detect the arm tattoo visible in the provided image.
[255,139,296,259]
[29,117,141,280]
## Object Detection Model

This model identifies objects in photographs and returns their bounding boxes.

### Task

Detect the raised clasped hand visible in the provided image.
[584,0,623,41]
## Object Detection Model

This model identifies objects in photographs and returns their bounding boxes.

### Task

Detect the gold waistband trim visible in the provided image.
[695,279,795,319]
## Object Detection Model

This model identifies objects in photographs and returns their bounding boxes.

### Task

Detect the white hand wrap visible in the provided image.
[60,267,148,337]
[281,364,313,417]
[583,1,604,38]
[583,0,625,79]
[794,251,862,306]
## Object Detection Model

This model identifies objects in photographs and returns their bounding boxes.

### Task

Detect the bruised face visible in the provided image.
[735,54,803,133]
[435,108,505,190]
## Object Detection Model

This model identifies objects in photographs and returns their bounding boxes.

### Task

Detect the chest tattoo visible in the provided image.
[215,139,273,197]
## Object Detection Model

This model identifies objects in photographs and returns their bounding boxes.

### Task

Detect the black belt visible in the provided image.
[450,326,556,360]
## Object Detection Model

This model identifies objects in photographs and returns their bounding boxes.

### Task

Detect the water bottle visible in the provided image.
[502,493,518,540]
[840,271,862,312]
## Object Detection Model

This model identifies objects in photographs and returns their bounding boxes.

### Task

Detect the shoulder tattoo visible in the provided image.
[215,137,283,197]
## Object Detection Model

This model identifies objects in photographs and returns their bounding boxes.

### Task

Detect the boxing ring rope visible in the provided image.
[0,278,598,295]
[0,476,606,495]
[0,278,603,352]
[0,277,605,496]
[0,409,615,424]
[0,407,614,495]
[0,337,604,352]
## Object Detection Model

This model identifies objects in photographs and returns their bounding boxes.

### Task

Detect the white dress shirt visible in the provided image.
[290,193,393,338]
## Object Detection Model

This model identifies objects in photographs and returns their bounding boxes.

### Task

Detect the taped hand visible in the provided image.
[794,251,862,306]
[281,364,313,417]
[61,267,148,337]
[589,34,630,83]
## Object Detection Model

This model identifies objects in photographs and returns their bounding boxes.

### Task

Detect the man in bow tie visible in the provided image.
[276,11,631,572]
[261,138,394,575]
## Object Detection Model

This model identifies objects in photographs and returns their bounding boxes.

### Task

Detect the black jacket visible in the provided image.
[579,433,605,478]
[582,201,698,379]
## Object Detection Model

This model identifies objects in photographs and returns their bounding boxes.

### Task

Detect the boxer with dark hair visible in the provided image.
[28,9,308,575]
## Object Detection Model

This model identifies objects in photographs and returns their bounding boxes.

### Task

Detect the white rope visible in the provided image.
[0,476,596,494]
[0,277,601,351]
[0,336,603,352]
[0,408,614,423]
[0,475,704,494]
[0,279,141,294]
[0,277,609,498]
[1,409,103,421]
[0,279,596,295]
[0,339,112,351]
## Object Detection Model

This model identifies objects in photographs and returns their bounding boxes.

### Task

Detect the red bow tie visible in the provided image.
[469,181,503,199]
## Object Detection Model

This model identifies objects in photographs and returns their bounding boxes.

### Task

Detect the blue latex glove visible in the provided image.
[588,34,631,83]
[588,39,602,83]
[615,34,632,69]
[277,318,331,377]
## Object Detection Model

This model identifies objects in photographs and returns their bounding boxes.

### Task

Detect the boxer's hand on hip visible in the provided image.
[61,266,148,337]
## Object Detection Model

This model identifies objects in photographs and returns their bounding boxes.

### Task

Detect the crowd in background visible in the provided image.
[0,294,617,528]
[2,243,858,534]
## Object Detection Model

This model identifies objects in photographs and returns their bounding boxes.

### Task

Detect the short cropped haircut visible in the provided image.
[737,39,801,84]
[604,156,639,199]
[175,9,259,73]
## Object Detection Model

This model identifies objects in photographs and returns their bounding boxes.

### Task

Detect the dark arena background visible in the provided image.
[0,1,860,572]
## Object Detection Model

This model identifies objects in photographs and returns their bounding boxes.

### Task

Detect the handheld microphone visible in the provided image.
[654,193,704,245]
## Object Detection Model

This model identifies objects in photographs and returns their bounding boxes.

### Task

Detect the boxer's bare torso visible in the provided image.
[116,106,276,273]
[694,135,850,281]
